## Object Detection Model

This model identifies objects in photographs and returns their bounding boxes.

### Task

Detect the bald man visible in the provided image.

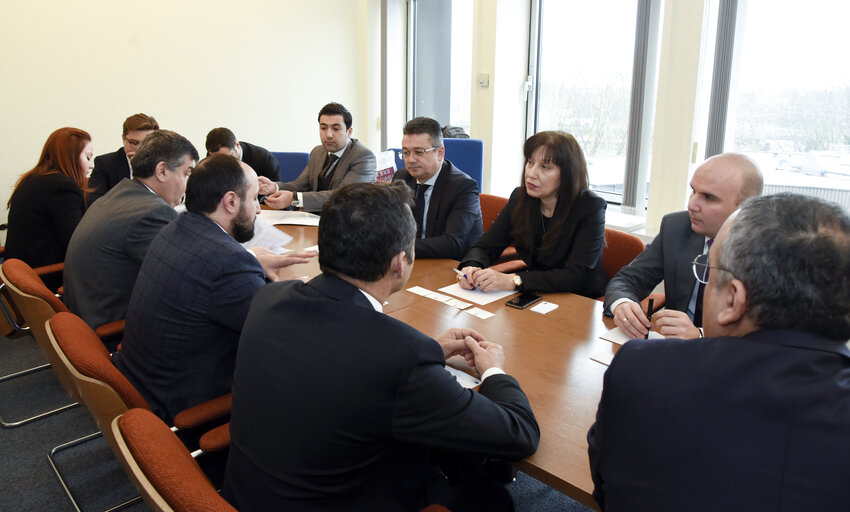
[603,153,763,339]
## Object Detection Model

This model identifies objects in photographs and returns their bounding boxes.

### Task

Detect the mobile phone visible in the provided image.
[506,293,542,309]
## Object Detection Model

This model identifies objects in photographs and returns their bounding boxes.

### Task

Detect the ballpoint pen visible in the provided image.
[645,297,655,339]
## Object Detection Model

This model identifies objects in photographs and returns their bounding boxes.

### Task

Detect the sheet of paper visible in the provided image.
[590,350,616,367]
[423,291,452,302]
[444,298,472,310]
[445,365,481,388]
[259,210,321,226]
[242,216,294,250]
[438,283,515,306]
[464,307,495,320]
[530,301,559,315]
[599,326,663,345]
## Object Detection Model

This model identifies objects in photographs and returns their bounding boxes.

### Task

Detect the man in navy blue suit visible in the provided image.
[113,154,315,423]
[88,113,159,204]
[588,193,850,511]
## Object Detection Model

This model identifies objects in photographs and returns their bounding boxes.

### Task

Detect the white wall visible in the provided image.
[0,0,375,228]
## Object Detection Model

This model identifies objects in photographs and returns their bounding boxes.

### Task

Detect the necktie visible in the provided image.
[318,154,339,191]
[693,238,714,327]
[413,183,430,239]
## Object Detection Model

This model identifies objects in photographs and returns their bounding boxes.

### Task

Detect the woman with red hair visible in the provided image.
[5,127,93,288]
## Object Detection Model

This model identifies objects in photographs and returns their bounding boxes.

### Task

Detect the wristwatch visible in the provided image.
[512,274,523,290]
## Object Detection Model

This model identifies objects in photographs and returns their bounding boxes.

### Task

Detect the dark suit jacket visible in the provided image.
[64,179,178,330]
[88,147,131,204]
[393,160,483,260]
[113,212,266,423]
[459,187,607,297]
[223,274,539,511]
[587,329,850,511]
[240,140,280,181]
[277,138,376,212]
[603,210,704,316]
[4,173,85,290]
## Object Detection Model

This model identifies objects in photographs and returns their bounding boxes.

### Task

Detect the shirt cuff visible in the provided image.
[480,367,506,382]
[609,298,635,315]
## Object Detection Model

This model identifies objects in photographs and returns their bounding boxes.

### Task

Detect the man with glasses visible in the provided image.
[88,113,159,204]
[603,153,762,339]
[258,102,376,212]
[588,193,850,510]
[392,116,483,259]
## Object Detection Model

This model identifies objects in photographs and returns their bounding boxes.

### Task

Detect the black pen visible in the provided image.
[645,298,655,339]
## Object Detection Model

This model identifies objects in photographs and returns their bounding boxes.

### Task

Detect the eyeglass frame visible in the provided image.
[691,252,734,285]
[398,147,439,159]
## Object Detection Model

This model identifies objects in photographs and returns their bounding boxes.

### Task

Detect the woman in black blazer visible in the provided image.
[458,131,607,297]
[5,127,93,289]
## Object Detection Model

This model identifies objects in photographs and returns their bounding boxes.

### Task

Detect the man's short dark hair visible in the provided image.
[185,154,249,215]
[403,117,444,148]
[123,113,159,135]
[318,102,352,130]
[131,130,199,179]
[318,182,416,282]
[715,193,850,340]
[205,127,238,155]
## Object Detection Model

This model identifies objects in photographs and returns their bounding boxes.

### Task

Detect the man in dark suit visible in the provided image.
[112,154,314,422]
[223,182,539,511]
[204,127,281,181]
[603,153,762,339]
[87,113,159,204]
[64,130,198,336]
[588,193,850,511]
[392,116,483,259]
[258,102,376,212]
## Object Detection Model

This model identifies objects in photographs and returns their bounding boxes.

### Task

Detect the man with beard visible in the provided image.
[113,154,316,423]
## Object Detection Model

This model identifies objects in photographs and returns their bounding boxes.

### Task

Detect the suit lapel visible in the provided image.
[330,139,355,188]
[424,161,451,237]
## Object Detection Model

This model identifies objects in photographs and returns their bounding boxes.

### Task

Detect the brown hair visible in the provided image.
[512,131,589,254]
[123,113,159,135]
[8,127,92,208]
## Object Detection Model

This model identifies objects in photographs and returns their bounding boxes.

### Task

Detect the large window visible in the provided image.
[529,0,658,209]
[713,0,850,209]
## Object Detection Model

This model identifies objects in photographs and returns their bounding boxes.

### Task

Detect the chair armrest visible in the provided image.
[173,393,232,430]
[199,422,230,453]
[94,319,125,339]
[33,262,65,277]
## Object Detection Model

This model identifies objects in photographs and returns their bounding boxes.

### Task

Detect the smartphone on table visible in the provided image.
[506,293,542,309]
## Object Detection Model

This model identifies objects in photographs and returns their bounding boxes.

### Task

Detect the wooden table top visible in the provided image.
[273,224,615,510]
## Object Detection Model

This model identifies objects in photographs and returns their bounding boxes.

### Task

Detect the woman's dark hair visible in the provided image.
[8,127,92,208]
[511,131,589,253]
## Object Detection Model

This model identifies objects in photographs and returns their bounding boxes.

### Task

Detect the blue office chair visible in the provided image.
[271,152,310,182]
[444,138,484,192]
[389,148,405,176]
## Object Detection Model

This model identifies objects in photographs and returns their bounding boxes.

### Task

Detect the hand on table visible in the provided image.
[457,266,515,292]
[462,337,505,375]
[651,309,701,339]
[612,301,650,339]
[250,247,317,281]
[436,327,485,360]
[263,190,294,210]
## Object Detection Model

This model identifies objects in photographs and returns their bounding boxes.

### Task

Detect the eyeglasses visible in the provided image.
[398,147,438,159]
[691,253,733,284]
[123,136,143,148]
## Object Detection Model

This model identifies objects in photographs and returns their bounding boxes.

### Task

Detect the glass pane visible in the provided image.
[449,0,473,133]
[725,0,850,211]
[536,0,638,201]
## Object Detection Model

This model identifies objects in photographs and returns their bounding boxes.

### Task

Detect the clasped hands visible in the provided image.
[612,301,701,339]
[257,176,294,209]
[436,327,505,376]
[456,266,515,292]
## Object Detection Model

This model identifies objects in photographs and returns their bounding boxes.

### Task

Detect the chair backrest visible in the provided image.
[271,151,310,182]
[46,312,150,439]
[444,138,484,192]
[0,259,78,399]
[112,409,236,512]
[479,193,509,230]
[602,228,645,281]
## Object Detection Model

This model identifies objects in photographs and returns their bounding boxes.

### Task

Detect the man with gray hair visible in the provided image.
[604,153,763,339]
[64,130,198,340]
[588,193,850,510]
[392,116,483,259]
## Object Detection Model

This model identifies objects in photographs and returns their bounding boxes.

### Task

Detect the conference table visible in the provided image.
[275,223,618,510]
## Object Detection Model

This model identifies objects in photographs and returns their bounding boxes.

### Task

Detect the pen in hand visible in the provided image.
[645,297,655,339]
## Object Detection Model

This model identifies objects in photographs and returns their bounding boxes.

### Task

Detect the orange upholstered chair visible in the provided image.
[45,312,231,511]
[112,408,237,512]
[597,228,664,312]
[478,194,523,271]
